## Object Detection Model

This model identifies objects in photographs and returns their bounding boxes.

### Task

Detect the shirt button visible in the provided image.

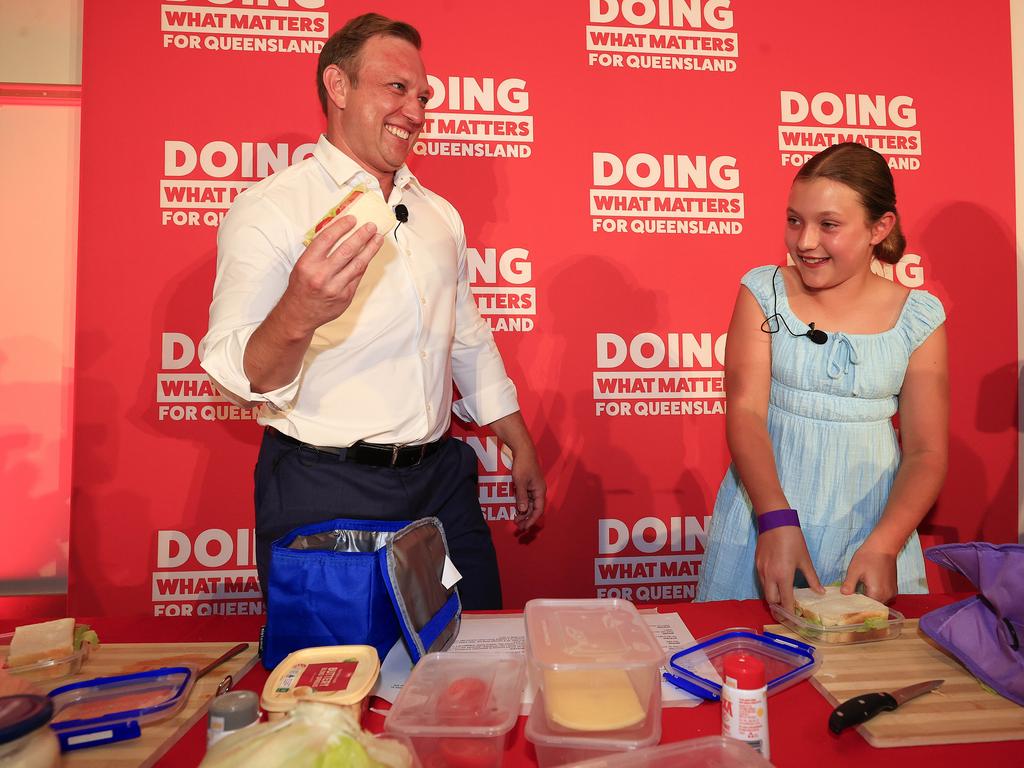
[426,403,433,413]
[420,351,427,360]
[405,248,411,256]
[420,296,426,305]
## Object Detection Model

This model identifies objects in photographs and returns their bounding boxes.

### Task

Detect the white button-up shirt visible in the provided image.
[199,134,519,447]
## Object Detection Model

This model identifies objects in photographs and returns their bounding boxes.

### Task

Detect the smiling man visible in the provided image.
[199,13,545,610]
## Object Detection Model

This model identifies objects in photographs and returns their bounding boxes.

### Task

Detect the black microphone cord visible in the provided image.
[761,265,829,345]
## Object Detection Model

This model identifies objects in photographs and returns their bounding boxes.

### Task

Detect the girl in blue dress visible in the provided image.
[695,143,948,612]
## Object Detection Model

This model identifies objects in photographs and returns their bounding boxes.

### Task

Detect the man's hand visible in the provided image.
[486,411,546,532]
[755,526,823,613]
[842,544,897,604]
[510,446,546,531]
[278,214,385,334]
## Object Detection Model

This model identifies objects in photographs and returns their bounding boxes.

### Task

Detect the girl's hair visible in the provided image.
[795,142,906,264]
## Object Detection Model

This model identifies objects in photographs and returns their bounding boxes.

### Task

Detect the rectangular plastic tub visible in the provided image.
[384,651,525,768]
[524,598,664,735]
[261,644,380,721]
[769,603,906,644]
[665,628,819,701]
[0,625,93,683]
[560,735,774,767]
[47,666,194,751]
[525,690,660,767]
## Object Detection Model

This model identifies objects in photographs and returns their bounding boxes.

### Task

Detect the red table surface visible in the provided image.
[4,594,1018,767]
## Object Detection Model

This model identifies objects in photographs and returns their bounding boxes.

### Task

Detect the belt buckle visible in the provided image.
[390,443,403,467]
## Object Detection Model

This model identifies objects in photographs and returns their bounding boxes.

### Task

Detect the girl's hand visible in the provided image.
[755,526,824,612]
[842,545,897,603]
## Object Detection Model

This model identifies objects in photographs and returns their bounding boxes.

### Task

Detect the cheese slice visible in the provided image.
[8,617,75,667]
[542,668,646,731]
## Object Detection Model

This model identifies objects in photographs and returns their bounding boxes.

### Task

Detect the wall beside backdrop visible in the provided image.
[69,0,1019,619]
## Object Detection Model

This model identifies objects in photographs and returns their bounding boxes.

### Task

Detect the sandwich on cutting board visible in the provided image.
[792,586,891,642]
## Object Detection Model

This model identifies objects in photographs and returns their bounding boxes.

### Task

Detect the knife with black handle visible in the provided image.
[829,679,944,734]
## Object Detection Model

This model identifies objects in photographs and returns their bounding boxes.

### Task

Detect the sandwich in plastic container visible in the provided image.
[0,622,98,683]
[770,586,905,644]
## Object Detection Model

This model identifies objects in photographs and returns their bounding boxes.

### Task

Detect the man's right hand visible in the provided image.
[755,525,824,613]
[279,213,386,334]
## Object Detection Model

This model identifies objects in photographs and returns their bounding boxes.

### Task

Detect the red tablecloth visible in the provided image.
[6,594,1019,767]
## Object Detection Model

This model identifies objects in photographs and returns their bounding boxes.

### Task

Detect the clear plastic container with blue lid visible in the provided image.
[47,666,195,751]
[663,627,819,701]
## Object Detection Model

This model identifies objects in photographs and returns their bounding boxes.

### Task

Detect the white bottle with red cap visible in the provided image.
[720,651,770,759]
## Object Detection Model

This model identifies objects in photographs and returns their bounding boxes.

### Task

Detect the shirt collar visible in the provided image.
[313,134,423,196]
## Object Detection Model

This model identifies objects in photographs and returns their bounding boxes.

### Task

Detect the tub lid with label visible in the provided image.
[261,645,379,714]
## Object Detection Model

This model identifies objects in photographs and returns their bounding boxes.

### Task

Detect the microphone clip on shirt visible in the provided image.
[761,265,829,345]
[393,204,409,240]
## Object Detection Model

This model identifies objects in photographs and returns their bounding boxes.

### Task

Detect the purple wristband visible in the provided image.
[757,508,800,534]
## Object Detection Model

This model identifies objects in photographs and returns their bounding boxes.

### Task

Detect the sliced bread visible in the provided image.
[792,586,888,628]
[7,617,76,667]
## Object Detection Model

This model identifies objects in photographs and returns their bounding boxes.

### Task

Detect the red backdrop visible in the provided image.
[70,0,1018,619]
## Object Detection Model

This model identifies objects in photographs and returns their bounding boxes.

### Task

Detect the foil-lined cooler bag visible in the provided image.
[262,516,462,670]
[919,542,1024,707]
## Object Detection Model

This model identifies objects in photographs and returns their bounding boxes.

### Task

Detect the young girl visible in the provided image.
[695,142,948,611]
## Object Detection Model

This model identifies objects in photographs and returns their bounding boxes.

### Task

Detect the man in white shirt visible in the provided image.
[199,13,545,609]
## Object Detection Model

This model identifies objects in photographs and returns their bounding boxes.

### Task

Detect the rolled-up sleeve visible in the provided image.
[447,209,520,425]
[198,193,302,409]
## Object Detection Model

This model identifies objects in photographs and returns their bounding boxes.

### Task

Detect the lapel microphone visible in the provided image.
[760,266,830,345]
[393,204,409,240]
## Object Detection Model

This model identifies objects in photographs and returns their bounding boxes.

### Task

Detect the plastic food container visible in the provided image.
[384,651,525,768]
[664,628,819,701]
[525,690,659,767]
[48,666,194,751]
[769,602,906,644]
[524,598,664,735]
[560,734,774,767]
[0,625,94,683]
[261,645,379,721]
[0,695,61,768]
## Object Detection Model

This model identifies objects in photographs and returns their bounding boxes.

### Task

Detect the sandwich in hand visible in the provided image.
[303,184,399,252]
[792,586,892,643]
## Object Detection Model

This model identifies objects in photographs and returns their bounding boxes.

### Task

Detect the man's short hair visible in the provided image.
[316,13,422,115]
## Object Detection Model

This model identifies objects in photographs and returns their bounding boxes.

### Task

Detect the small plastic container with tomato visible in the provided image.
[384,651,525,768]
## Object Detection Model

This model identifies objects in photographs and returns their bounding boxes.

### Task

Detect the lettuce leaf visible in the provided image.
[316,736,380,768]
[74,625,99,650]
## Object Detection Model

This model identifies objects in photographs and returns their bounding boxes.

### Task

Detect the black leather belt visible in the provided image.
[270,428,446,468]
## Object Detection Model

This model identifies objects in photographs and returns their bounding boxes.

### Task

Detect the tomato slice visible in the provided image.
[436,676,491,718]
[437,737,500,768]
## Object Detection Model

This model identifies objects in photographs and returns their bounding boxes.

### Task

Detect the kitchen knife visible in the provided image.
[829,679,944,734]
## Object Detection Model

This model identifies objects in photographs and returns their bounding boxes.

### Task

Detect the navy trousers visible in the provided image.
[253,427,503,609]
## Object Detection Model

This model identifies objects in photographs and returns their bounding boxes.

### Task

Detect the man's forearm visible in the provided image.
[243,297,315,394]
[486,410,536,457]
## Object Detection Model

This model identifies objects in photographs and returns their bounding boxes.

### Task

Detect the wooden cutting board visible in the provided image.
[765,619,1024,747]
[26,641,259,767]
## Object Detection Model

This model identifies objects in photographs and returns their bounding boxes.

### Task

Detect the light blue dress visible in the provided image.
[695,265,946,601]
